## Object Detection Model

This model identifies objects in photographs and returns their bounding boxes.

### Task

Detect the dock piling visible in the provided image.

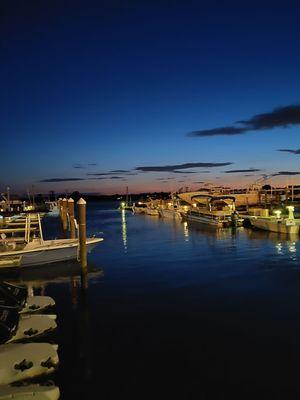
[68,198,76,239]
[62,198,68,231]
[77,198,87,270]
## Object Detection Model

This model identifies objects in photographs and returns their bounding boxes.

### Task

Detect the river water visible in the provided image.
[9,201,300,398]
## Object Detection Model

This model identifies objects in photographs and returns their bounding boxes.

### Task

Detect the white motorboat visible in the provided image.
[185,195,244,228]
[158,196,189,220]
[0,342,59,385]
[250,206,299,234]
[0,214,103,267]
[132,202,148,214]
[45,201,59,217]
[0,383,60,400]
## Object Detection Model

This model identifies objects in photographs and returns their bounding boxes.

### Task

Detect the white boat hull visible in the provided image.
[250,218,299,234]
[0,343,59,385]
[0,238,103,267]
[0,384,60,400]
[7,314,57,343]
[159,209,181,219]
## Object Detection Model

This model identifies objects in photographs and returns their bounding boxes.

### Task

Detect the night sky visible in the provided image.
[1,0,300,194]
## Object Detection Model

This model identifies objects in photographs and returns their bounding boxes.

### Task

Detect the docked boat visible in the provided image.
[0,383,60,400]
[185,195,244,228]
[0,342,59,385]
[250,206,299,234]
[158,196,189,220]
[45,201,59,217]
[132,202,148,214]
[119,187,133,211]
[0,214,103,267]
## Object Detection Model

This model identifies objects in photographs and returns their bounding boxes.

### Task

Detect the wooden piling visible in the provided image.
[62,198,68,231]
[77,198,87,270]
[58,198,62,219]
[68,198,76,239]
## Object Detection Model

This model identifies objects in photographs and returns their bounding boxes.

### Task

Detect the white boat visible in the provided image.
[146,207,159,216]
[158,196,189,220]
[6,314,57,343]
[250,217,299,234]
[45,201,59,217]
[0,214,103,267]
[250,206,299,234]
[0,237,102,267]
[0,383,60,400]
[186,195,244,228]
[132,202,148,214]
[0,342,59,385]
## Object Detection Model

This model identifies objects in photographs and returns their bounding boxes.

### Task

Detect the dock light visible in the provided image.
[193,203,197,208]
[286,205,295,220]
[274,210,282,218]
[121,202,125,208]
[167,202,172,207]
[183,206,188,211]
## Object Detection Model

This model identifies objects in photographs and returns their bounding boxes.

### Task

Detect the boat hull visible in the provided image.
[250,218,299,234]
[186,213,243,228]
[0,238,103,267]
[159,208,181,219]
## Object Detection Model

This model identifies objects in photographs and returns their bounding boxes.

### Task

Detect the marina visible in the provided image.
[1,197,300,397]
[2,1,300,397]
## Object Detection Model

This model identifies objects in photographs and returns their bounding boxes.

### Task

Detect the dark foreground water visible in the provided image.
[7,202,300,398]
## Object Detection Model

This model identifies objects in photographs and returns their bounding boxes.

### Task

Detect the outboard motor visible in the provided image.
[0,305,19,344]
[231,211,238,228]
[0,282,28,310]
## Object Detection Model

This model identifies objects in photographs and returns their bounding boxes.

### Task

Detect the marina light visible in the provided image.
[274,210,281,218]
[121,202,125,207]
[193,203,197,208]
[286,205,295,219]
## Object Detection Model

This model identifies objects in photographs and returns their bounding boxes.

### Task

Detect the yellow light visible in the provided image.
[274,210,281,218]
[167,202,172,207]
[121,202,125,207]
[193,203,197,207]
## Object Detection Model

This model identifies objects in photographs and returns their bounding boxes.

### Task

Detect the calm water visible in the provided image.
[8,202,300,398]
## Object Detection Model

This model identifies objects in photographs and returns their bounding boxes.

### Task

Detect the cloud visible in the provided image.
[224,168,261,174]
[73,163,97,168]
[189,126,247,137]
[110,170,130,173]
[136,162,232,172]
[156,177,175,180]
[73,164,86,169]
[273,171,300,176]
[277,149,300,154]
[110,176,126,179]
[87,173,113,176]
[40,178,85,182]
[188,104,300,137]
[193,181,204,184]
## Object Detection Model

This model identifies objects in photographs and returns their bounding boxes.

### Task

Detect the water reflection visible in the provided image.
[183,221,189,242]
[121,210,128,252]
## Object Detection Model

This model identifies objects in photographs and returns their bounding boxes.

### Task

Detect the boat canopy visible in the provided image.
[191,194,236,203]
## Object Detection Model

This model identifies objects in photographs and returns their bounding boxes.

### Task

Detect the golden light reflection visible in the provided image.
[183,221,189,241]
[288,242,296,254]
[276,242,283,255]
[121,209,128,251]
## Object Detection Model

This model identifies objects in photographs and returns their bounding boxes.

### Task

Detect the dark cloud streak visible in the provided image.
[189,104,300,137]
[136,162,232,172]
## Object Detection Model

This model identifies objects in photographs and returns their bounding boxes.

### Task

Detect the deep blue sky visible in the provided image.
[1,0,300,194]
